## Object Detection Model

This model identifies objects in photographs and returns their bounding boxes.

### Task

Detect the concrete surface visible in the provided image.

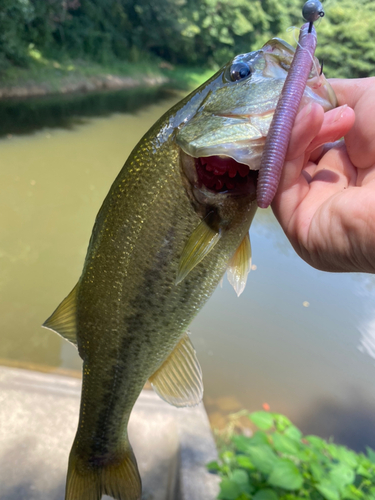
[0,366,219,500]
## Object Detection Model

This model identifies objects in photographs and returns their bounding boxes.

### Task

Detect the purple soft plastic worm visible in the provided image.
[256,23,318,209]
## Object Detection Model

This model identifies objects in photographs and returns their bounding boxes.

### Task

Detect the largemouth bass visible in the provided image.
[44,38,336,500]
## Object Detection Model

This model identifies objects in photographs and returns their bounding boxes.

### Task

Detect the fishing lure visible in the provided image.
[256,0,325,209]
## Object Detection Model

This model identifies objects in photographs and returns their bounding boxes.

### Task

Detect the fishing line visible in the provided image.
[287,25,320,78]
[286,25,301,42]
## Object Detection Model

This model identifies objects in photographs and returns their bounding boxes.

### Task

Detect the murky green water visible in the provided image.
[2,88,375,452]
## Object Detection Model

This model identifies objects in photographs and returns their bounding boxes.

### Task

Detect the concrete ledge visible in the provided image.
[0,366,219,500]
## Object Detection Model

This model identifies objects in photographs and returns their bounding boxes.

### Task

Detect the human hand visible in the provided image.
[271,77,375,274]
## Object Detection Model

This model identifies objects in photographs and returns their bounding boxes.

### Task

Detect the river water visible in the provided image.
[2,87,375,452]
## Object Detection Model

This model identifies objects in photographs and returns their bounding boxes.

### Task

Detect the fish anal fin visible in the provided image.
[149,332,203,407]
[42,283,79,346]
[65,439,141,500]
[227,232,252,297]
[176,218,221,284]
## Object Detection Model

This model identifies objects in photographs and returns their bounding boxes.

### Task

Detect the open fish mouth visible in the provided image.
[177,112,267,197]
[180,150,258,197]
[195,155,258,194]
[177,37,337,201]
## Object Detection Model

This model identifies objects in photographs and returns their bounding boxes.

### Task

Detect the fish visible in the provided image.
[43,38,336,500]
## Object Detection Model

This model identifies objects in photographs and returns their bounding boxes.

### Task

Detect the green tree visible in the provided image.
[0,0,374,79]
[317,0,375,78]
[142,0,302,66]
[0,0,35,69]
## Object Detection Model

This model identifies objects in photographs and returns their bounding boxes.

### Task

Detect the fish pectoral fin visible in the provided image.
[176,218,221,284]
[149,332,203,407]
[42,283,78,347]
[66,438,141,500]
[227,232,252,297]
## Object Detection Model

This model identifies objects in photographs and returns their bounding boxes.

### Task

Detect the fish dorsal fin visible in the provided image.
[149,332,203,407]
[227,232,252,297]
[176,218,221,284]
[42,284,79,346]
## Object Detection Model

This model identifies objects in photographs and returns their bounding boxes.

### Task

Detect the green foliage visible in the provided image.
[315,0,375,78]
[207,411,375,500]
[0,0,374,79]
[0,0,35,69]
[163,0,299,66]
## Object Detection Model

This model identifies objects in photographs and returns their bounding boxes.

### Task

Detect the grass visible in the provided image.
[0,55,163,88]
[0,45,216,95]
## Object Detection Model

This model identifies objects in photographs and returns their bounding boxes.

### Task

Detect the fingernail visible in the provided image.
[333,104,348,122]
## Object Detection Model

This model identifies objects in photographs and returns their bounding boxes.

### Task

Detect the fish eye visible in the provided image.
[230,62,251,82]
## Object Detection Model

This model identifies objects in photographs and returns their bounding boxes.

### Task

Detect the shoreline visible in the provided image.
[0,73,169,100]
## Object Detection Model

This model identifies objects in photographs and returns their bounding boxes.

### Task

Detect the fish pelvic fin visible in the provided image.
[42,283,79,346]
[65,440,141,500]
[176,218,221,284]
[227,232,252,297]
[149,332,203,407]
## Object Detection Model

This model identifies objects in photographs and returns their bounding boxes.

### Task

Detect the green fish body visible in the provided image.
[44,39,336,500]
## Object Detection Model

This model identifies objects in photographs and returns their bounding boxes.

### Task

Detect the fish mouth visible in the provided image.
[180,150,258,197]
[262,38,337,110]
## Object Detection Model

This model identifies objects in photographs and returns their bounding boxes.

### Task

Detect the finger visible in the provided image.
[307,105,355,153]
[312,141,356,181]
[308,142,357,201]
[357,163,375,186]
[307,105,355,163]
[302,160,320,181]
[272,103,324,226]
[329,77,375,109]
[310,141,341,164]
[281,102,324,191]
[286,102,324,161]
[330,78,375,169]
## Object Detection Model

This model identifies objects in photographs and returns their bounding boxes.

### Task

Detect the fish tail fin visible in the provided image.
[65,440,141,500]
[101,448,141,500]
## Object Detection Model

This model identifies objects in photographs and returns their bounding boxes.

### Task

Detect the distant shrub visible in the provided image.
[208,411,375,500]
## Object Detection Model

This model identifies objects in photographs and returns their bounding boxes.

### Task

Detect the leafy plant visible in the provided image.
[208,411,375,500]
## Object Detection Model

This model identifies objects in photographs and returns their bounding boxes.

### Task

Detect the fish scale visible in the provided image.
[67,127,253,498]
[43,36,336,500]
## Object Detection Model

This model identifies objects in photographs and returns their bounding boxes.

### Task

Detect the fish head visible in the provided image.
[176,38,336,213]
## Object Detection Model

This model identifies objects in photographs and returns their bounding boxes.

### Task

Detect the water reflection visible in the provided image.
[297,388,375,452]
[358,311,375,362]
[1,91,375,452]
[192,213,375,450]
[0,86,173,137]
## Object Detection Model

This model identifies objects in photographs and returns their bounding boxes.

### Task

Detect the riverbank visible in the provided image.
[0,57,167,100]
[0,73,168,99]
[0,365,219,500]
[0,55,214,100]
